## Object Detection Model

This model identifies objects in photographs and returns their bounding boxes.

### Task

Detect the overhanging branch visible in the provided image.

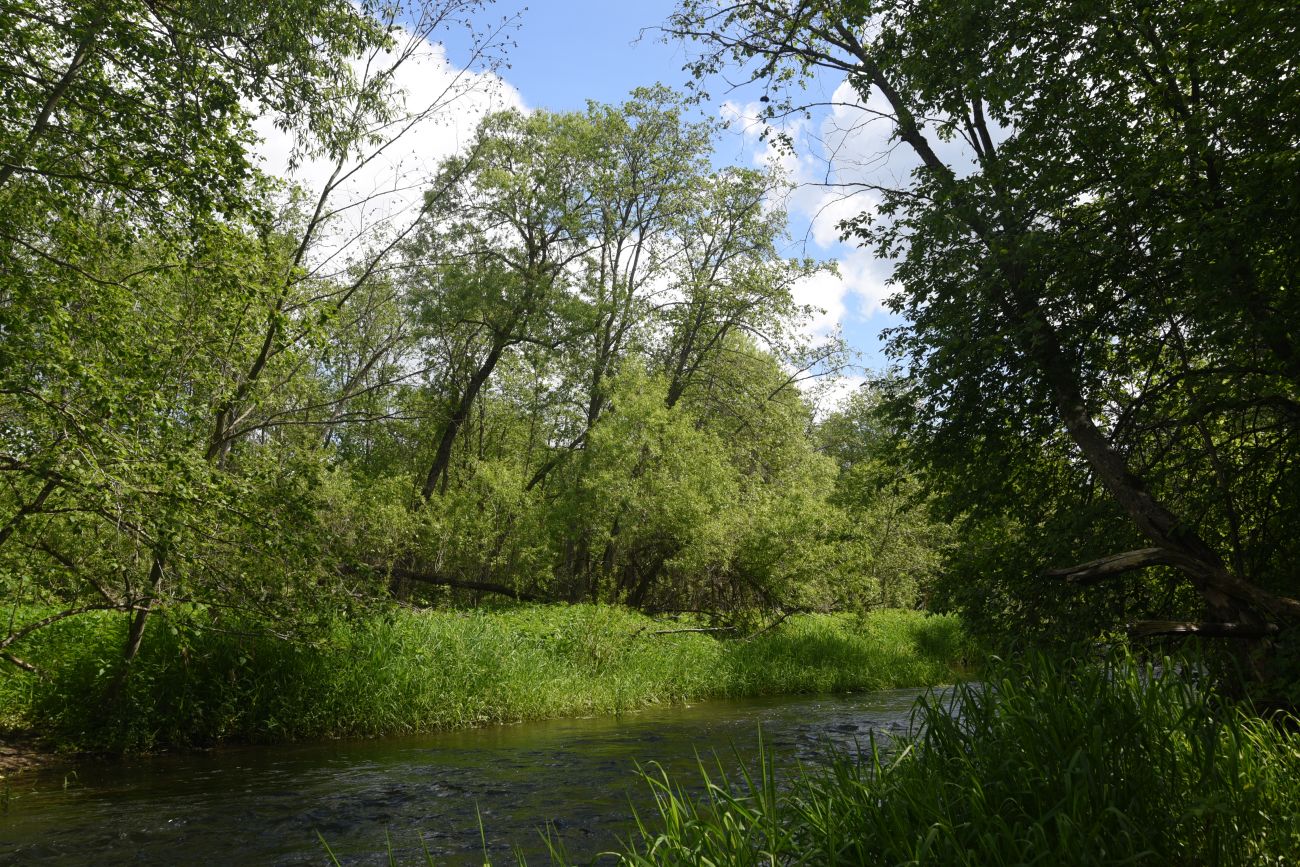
[1130,620,1280,640]
[1046,548,1176,585]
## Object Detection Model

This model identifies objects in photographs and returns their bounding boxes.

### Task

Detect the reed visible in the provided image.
[618,652,1300,866]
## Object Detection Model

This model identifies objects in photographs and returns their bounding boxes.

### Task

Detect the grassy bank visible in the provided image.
[618,653,1300,866]
[0,605,967,753]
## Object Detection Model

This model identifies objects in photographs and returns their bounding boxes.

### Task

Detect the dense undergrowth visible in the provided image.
[616,652,1300,866]
[0,605,966,753]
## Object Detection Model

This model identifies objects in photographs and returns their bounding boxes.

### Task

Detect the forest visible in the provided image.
[2,0,1299,863]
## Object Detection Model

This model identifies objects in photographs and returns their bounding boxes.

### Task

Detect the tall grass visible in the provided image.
[620,653,1300,866]
[0,605,967,752]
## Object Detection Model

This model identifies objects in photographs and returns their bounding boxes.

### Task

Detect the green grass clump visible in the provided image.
[0,605,966,752]
[620,652,1300,866]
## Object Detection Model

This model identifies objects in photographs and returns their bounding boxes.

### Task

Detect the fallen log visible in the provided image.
[346,564,545,603]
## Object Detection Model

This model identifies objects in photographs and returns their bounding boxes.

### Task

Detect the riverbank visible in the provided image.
[0,605,968,755]
[0,732,59,777]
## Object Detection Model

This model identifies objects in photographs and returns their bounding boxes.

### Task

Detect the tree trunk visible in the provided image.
[104,553,163,706]
[421,340,506,499]
[1008,287,1295,625]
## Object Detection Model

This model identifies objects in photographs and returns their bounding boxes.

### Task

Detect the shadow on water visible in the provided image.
[1,688,929,865]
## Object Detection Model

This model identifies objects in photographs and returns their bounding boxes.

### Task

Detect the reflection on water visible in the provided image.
[0,688,927,865]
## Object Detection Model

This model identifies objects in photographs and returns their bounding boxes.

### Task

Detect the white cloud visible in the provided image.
[815,371,868,415]
[719,73,986,364]
[839,247,893,316]
[721,86,902,349]
[251,29,524,274]
[790,246,893,343]
[806,188,877,248]
[819,78,988,187]
[791,267,848,339]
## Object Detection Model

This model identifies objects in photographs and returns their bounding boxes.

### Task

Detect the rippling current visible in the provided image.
[1,688,928,865]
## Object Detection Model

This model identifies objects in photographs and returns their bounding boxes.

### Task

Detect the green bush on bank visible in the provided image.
[620,652,1300,866]
[0,605,967,753]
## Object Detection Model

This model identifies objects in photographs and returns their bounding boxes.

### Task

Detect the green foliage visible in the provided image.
[0,0,387,228]
[668,0,1300,650]
[620,651,1300,865]
[0,606,964,753]
[816,385,951,611]
[229,86,899,626]
[385,90,862,618]
[0,0,516,687]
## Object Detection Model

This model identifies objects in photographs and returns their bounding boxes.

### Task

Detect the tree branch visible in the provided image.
[1130,620,1279,640]
[1,651,43,675]
[1046,548,1176,585]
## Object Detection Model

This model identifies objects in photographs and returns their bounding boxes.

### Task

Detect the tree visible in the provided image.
[405,108,596,499]
[818,382,950,609]
[0,0,383,224]
[525,87,714,491]
[667,0,1300,653]
[377,90,853,613]
[0,0,513,680]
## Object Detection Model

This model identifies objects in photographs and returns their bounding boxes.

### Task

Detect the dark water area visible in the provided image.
[0,688,928,865]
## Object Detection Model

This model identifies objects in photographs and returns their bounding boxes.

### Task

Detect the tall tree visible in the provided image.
[668,0,1300,647]
[525,87,713,491]
[406,109,595,499]
[383,91,848,611]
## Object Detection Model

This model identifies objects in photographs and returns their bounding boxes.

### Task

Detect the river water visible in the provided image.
[0,688,927,865]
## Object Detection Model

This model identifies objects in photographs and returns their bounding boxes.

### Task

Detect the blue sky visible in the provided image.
[437,2,906,379]
[489,2,691,110]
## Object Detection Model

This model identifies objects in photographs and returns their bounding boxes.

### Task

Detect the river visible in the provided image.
[0,687,927,865]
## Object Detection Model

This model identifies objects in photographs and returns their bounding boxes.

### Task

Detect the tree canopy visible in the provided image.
[668,0,1300,655]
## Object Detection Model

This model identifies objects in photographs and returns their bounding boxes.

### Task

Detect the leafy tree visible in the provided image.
[405,108,596,499]
[552,88,714,479]
[0,0,512,681]
[818,384,950,610]
[383,90,852,616]
[0,0,384,227]
[668,0,1300,656]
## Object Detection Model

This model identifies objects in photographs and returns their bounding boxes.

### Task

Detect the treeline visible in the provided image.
[328,95,941,615]
[0,1,943,681]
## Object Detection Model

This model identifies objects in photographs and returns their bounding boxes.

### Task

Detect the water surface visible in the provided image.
[1,688,926,865]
